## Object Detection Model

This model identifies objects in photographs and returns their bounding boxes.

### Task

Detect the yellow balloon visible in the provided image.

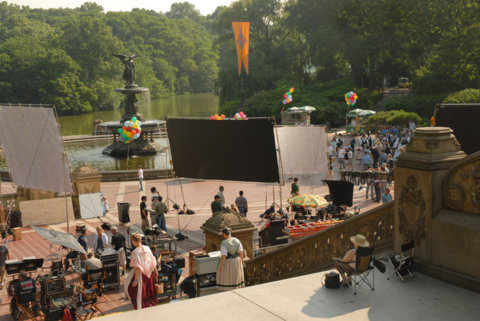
[133,123,138,129]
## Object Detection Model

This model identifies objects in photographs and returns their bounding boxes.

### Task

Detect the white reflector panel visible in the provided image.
[0,105,72,193]
[276,126,328,185]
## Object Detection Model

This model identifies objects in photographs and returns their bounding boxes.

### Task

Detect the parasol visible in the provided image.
[359,110,376,117]
[347,108,364,117]
[288,194,329,208]
[31,225,87,254]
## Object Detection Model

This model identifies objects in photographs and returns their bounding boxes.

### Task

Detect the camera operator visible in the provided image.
[110,226,127,276]
[14,272,36,305]
[81,250,103,283]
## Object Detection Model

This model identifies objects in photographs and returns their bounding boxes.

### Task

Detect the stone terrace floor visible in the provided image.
[0,159,387,318]
[98,266,480,321]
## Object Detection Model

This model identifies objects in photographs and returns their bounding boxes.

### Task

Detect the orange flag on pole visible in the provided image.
[232,22,250,75]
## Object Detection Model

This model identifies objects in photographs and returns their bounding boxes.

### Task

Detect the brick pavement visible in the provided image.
[0,149,389,318]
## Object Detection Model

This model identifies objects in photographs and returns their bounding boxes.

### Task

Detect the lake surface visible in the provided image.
[0,93,219,170]
[58,93,219,136]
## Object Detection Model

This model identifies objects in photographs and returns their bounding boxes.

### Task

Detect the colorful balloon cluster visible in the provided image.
[117,117,142,144]
[282,87,294,105]
[233,111,248,120]
[345,91,358,106]
[209,114,226,120]
[209,112,248,120]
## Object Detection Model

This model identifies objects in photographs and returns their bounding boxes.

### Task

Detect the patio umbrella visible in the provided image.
[288,194,329,208]
[287,107,300,112]
[300,106,316,112]
[31,225,87,254]
[347,108,364,117]
[359,110,376,117]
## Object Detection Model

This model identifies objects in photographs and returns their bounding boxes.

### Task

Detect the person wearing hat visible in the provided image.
[211,195,223,214]
[111,226,127,275]
[333,234,370,286]
[216,227,245,291]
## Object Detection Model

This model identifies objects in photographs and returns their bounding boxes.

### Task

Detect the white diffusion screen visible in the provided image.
[79,193,104,219]
[276,126,328,186]
[0,105,72,193]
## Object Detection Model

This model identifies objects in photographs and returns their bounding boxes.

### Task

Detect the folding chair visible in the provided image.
[77,268,106,317]
[16,299,44,321]
[351,246,375,295]
[387,241,414,282]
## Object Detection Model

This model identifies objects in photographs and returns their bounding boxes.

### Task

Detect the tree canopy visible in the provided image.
[0,0,479,118]
[0,1,218,115]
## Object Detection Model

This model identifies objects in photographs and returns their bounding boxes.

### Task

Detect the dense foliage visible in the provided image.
[0,2,218,114]
[384,94,447,119]
[1,0,479,120]
[368,110,421,130]
[214,0,480,120]
[443,89,480,104]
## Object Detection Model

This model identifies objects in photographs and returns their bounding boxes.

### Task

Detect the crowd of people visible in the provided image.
[327,124,415,204]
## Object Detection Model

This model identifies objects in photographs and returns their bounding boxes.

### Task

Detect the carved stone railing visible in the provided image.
[245,202,394,286]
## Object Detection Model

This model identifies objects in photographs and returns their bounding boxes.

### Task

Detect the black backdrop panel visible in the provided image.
[435,104,480,155]
[322,180,354,207]
[167,118,280,183]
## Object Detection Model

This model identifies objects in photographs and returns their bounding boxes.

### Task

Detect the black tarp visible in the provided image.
[167,118,280,183]
[435,104,480,155]
[322,180,354,207]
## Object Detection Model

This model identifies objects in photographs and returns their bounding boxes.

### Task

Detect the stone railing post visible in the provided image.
[394,127,465,259]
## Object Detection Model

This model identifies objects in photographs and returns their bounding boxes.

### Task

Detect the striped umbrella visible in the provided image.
[288,194,329,208]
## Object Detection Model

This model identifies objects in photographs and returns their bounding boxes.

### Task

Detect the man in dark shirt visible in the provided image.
[78,228,88,253]
[211,195,223,214]
[235,191,248,217]
[291,177,299,196]
[140,195,149,232]
[110,226,127,275]
[0,242,10,289]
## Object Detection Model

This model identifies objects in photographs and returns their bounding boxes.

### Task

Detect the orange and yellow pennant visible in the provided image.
[232,22,250,75]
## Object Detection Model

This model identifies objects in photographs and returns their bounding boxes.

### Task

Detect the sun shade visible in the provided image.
[0,105,72,193]
[31,225,86,254]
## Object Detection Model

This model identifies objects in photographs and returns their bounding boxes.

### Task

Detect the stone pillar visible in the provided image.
[201,211,257,259]
[71,163,102,218]
[394,127,466,259]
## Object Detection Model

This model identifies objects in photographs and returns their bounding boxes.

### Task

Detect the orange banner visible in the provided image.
[232,22,250,75]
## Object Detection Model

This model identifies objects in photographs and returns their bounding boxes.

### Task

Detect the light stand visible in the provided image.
[166,199,188,241]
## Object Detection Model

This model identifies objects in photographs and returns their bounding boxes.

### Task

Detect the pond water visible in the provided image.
[64,139,171,171]
[58,93,219,136]
[0,94,219,171]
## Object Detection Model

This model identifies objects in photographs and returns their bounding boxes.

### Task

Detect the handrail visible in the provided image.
[245,202,394,285]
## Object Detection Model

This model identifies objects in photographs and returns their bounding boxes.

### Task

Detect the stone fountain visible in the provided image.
[100,54,164,157]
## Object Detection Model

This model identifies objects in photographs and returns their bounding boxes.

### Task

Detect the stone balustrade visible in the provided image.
[245,202,394,286]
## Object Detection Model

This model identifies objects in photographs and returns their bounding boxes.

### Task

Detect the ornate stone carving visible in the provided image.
[201,210,257,259]
[445,183,465,211]
[244,203,394,286]
[398,175,426,245]
[444,151,480,214]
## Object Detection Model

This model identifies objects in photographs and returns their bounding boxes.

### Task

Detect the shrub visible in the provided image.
[385,94,446,118]
[443,89,480,103]
[412,72,462,95]
[219,77,382,128]
[368,110,421,131]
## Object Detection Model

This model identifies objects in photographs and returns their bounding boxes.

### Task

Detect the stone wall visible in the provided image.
[395,127,480,292]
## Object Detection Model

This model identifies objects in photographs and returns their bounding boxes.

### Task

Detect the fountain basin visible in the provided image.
[114,87,149,94]
[99,120,165,157]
